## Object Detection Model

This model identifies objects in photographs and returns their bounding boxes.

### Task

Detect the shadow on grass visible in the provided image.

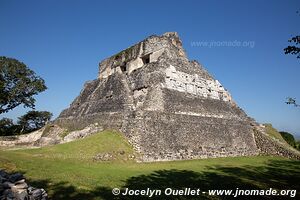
[26,159,300,200]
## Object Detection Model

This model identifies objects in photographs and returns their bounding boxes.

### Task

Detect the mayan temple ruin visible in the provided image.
[54,32,262,161]
[2,32,298,161]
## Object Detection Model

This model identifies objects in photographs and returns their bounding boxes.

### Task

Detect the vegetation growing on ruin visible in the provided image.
[114,44,137,62]
[264,124,287,143]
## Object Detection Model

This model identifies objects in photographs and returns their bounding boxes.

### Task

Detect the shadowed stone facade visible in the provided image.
[56,32,259,161]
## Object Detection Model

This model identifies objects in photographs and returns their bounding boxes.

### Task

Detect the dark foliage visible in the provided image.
[0,118,21,136]
[0,111,52,136]
[280,131,300,151]
[283,10,300,59]
[0,56,47,114]
[284,35,300,59]
[285,97,299,107]
[0,118,14,136]
[280,131,296,147]
[18,111,52,133]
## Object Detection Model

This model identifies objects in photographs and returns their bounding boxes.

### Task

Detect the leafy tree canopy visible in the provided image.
[0,118,14,136]
[0,117,21,136]
[18,111,52,133]
[283,10,300,59]
[284,35,300,59]
[0,56,47,114]
[285,97,300,107]
[279,131,300,151]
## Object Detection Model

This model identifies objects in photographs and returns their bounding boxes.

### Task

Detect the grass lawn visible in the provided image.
[0,130,299,199]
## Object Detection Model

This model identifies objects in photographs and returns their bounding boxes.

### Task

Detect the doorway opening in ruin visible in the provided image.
[120,63,127,73]
[142,54,150,64]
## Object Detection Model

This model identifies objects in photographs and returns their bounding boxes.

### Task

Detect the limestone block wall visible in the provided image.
[163,89,246,120]
[56,112,124,132]
[99,47,166,79]
[98,32,186,80]
[123,111,258,162]
[164,65,233,102]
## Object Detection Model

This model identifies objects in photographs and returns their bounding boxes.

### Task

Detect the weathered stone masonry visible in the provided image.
[56,32,260,161]
[1,32,299,161]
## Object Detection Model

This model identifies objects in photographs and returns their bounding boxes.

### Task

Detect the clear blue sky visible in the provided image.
[1,0,300,137]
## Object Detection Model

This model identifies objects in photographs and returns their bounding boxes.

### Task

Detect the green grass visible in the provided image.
[264,123,287,144]
[0,130,299,199]
[23,130,137,162]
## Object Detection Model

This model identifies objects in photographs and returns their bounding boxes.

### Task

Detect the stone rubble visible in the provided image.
[63,123,103,143]
[253,124,300,159]
[0,170,48,200]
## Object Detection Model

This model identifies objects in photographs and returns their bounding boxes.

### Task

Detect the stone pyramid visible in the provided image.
[56,32,259,161]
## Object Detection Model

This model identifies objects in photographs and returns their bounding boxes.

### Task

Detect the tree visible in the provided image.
[284,35,300,59]
[0,56,47,114]
[0,118,21,136]
[279,131,296,146]
[279,131,300,151]
[18,111,52,133]
[0,118,14,136]
[283,10,300,59]
[285,97,300,107]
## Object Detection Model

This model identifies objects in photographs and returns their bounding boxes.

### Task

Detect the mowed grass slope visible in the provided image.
[22,129,137,162]
[264,124,287,144]
[0,130,299,200]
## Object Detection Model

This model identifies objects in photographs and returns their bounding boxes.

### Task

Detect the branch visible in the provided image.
[286,97,300,107]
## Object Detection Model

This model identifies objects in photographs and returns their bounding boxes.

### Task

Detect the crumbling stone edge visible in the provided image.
[0,170,48,200]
